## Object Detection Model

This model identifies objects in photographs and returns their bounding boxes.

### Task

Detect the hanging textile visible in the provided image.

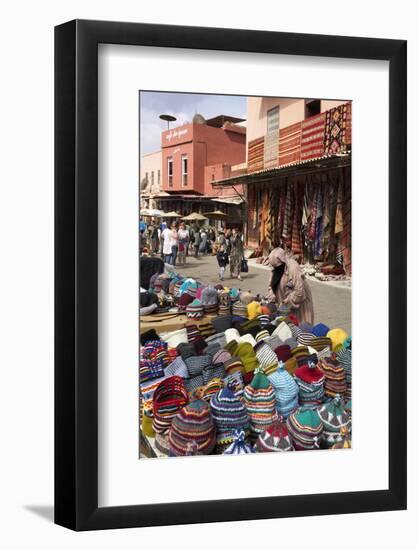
[324,102,352,156]
[291,181,303,257]
[314,182,324,258]
[300,112,326,161]
[340,168,352,274]
[279,122,301,166]
[282,180,293,244]
[248,137,265,173]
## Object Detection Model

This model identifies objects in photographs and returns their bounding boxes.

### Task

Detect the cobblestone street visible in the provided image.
[172,253,351,333]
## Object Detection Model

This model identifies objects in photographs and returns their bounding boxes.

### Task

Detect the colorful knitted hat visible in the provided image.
[296,332,315,347]
[152,376,189,434]
[224,356,245,376]
[327,328,348,351]
[317,395,350,448]
[232,301,248,318]
[212,349,232,365]
[164,356,190,378]
[284,356,298,376]
[254,341,279,376]
[243,368,278,441]
[337,347,352,400]
[255,329,270,342]
[201,286,218,306]
[310,336,333,351]
[255,420,294,452]
[203,341,222,358]
[268,361,299,418]
[225,327,241,343]
[154,431,170,455]
[178,292,194,311]
[294,354,325,408]
[275,344,292,362]
[202,362,226,385]
[185,323,201,343]
[201,377,224,402]
[204,331,227,349]
[257,313,271,327]
[140,328,160,346]
[184,374,205,395]
[185,354,212,377]
[247,301,263,320]
[210,386,250,450]
[288,323,303,339]
[312,323,330,337]
[168,399,216,456]
[236,342,259,373]
[239,318,261,335]
[239,333,257,347]
[223,370,245,398]
[287,407,323,450]
[176,342,195,359]
[319,355,347,398]
[198,320,216,339]
[186,299,204,319]
[223,429,254,455]
[141,413,155,438]
[238,291,254,305]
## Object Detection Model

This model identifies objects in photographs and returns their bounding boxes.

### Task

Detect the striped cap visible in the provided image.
[223,429,254,455]
[210,386,250,449]
[287,407,323,450]
[243,369,278,440]
[168,399,216,456]
[255,421,294,452]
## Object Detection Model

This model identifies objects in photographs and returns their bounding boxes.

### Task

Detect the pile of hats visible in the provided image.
[139,271,353,457]
[294,354,325,408]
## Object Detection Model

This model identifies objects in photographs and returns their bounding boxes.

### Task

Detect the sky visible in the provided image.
[139,91,247,155]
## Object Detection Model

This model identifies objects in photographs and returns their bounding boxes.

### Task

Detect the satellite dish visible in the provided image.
[159,114,177,129]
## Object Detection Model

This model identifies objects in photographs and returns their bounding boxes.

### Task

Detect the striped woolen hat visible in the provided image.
[294,354,325,408]
[164,356,190,379]
[152,376,189,434]
[142,339,170,368]
[203,342,222,358]
[287,407,323,450]
[255,329,270,343]
[223,356,245,376]
[202,362,225,385]
[254,341,278,376]
[223,370,245,398]
[296,332,315,347]
[236,342,259,373]
[232,301,248,318]
[185,354,212,377]
[168,399,216,456]
[210,386,250,450]
[337,347,352,400]
[186,299,204,319]
[255,421,294,452]
[243,368,278,440]
[199,321,216,338]
[201,377,224,402]
[268,361,299,418]
[205,331,227,349]
[288,323,303,339]
[212,349,232,366]
[319,355,347,398]
[223,429,254,455]
[310,337,333,352]
[212,314,233,333]
[317,395,350,448]
[185,323,201,343]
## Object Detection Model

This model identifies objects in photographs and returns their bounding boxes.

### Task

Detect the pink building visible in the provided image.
[161,114,246,197]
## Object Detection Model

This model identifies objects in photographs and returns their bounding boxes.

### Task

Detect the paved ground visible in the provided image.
[173,254,351,333]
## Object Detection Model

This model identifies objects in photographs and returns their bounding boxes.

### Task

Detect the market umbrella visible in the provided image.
[204,210,228,219]
[143,208,165,217]
[163,211,181,218]
[181,212,208,221]
[140,208,150,216]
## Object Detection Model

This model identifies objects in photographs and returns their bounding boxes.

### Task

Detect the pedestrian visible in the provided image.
[194,226,201,257]
[225,228,232,254]
[170,222,179,266]
[161,223,173,264]
[267,247,314,324]
[177,222,189,266]
[229,227,244,281]
[216,243,229,281]
[199,228,208,255]
[150,222,160,254]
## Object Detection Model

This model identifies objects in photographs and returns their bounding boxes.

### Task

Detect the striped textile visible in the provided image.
[263,131,279,169]
[152,376,188,434]
[248,137,264,173]
[300,112,326,161]
[279,122,301,166]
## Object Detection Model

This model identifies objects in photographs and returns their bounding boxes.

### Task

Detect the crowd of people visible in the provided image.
[139,218,245,280]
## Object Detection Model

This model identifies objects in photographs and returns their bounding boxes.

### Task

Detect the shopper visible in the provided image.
[170,223,179,266]
[161,224,173,264]
[150,222,160,254]
[267,247,314,324]
[216,243,229,281]
[177,222,189,266]
[229,227,244,281]
[199,228,208,255]
[193,227,200,257]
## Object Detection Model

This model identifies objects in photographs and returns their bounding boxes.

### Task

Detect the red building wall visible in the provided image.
[161,122,246,195]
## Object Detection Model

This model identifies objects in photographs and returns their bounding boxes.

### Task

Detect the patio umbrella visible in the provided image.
[144,208,165,217]
[163,211,181,218]
[181,212,208,221]
[204,210,228,219]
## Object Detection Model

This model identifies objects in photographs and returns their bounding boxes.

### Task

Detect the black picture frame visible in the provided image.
[55,19,407,531]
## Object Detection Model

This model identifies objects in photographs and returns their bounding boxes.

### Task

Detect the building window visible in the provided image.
[181,154,188,186]
[151,171,154,188]
[157,169,160,187]
[167,157,173,187]
[305,99,321,118]
[267,106,280,134]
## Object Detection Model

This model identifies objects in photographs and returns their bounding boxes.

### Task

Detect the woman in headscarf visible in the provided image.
[267,247,314,324]
[229,227,244,281]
